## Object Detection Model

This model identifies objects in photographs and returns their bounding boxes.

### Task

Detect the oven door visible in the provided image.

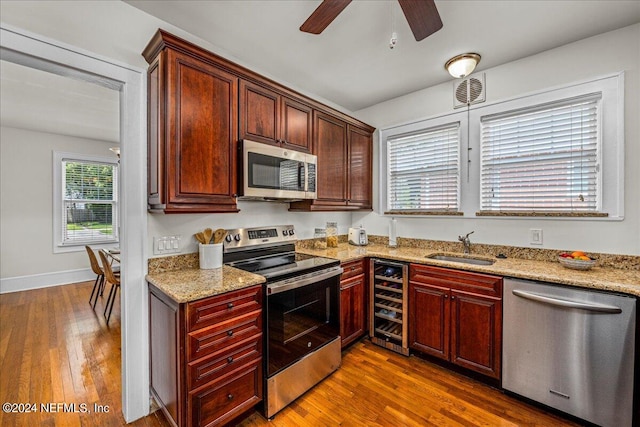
[242,139,309,199]
[265,266,342,377]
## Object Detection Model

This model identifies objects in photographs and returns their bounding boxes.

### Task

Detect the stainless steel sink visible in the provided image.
[426,254,495,266]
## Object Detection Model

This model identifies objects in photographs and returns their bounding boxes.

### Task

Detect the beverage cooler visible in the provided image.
[369,259,409,355]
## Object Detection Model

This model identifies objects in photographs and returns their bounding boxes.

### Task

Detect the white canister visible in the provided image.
[199,243,223,269]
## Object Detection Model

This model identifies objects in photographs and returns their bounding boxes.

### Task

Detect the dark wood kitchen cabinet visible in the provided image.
[144,30,239,213]
[239,80,312,153]
[409,264,502,379]
[149,284,263,427]
[289,112,373,211]
[340,259,367,348]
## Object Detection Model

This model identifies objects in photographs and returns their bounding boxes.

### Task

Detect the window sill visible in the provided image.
[385,211,463,216]
[475,211,609,218]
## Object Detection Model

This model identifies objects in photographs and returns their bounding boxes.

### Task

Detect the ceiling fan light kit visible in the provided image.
[445,53,481,78]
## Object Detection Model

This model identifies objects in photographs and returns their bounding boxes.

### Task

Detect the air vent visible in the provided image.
[453,73,485,109]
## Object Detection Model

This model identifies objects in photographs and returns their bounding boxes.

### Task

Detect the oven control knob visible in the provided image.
[288,229,295,236]
[234,234,241,241]
[225,235,232,243]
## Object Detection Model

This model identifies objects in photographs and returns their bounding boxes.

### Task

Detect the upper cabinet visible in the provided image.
[290,112,373,211]
[144,31,239,213]
[239,80,312,153]
[143,30,374,213]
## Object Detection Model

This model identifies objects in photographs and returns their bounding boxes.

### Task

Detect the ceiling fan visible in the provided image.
[300,0,443,41]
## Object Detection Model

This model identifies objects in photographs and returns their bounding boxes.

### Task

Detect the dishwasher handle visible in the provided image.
[512,289,622,313]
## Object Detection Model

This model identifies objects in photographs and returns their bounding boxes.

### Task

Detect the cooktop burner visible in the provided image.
[227,251,338,279]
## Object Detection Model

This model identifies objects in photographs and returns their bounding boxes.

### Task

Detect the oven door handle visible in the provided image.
[267,266,343,295]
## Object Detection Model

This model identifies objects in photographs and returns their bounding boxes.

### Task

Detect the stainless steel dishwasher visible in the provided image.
[503,278,636,427]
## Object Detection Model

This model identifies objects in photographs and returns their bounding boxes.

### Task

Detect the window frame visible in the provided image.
[53,151,119,253]
[380,111,467,215]
[474,73,623,219]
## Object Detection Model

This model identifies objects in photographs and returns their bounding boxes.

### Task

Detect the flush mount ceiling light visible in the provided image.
[445,53,481,78]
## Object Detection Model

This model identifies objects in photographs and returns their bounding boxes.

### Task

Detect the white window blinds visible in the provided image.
[480,94,601,213]
[388,123,460,212]
[61,158,118,245]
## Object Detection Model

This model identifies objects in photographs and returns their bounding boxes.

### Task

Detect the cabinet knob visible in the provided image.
[350,267,356,271]
[227,394,234,400]
[227,356,233,363]
[444,295,448,299]
[227,330,233,336]
[227,302,234,309]
[232,193,238,198]
[451,296,455,300]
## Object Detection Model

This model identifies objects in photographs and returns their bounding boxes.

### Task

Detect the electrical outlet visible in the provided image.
[530,228,543,245]
[154,235,181,255]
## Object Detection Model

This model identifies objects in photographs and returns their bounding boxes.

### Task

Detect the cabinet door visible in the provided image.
[347,125,372,209]
[166,50,238,211]
[450,290,502,379]
[281,96,312,153]
[239,80,279,146]
[409,282,450,360]
[314,111,348,205]
[340,274,366,348]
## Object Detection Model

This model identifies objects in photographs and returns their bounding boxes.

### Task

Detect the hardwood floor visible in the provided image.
[0,281,579,426]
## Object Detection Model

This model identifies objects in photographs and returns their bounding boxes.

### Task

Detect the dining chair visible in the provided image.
[99,250,121,325]
[86,246,105,308]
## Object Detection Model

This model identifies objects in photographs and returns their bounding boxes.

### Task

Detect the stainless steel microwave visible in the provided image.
[240,140,317,201]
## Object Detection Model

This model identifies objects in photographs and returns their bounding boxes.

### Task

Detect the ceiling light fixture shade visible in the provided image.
[445,53,481,78]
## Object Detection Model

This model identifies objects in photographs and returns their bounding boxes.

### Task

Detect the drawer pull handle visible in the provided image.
[227,330,233,336]
[351,267,356,271]
[227,303,234,309]
[227,357,233,363]
[227,394,234,400]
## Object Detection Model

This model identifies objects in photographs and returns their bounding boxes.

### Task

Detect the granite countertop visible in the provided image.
[297,243,640,297]
[146,265,266,303]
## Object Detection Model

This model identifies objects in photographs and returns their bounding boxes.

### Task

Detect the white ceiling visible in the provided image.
[125,0,640,112]
[0,60,120,143]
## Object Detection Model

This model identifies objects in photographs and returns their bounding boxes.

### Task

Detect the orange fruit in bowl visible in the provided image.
[571,250,586,258]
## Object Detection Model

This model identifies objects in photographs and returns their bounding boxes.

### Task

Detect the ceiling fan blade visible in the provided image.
[300,0,352,34]
[398,0,443,41]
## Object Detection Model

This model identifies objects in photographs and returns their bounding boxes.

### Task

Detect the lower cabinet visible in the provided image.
[149,284,263,427]
[340,260,367,348]
[409,264,503,379]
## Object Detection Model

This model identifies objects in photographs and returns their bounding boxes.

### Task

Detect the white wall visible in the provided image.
[0,126,118,279]
[354,24,640,256]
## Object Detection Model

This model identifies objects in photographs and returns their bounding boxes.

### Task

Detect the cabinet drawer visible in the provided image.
[341,260,365,282]
[187,311,262,361]
[188,336,262,391]
[410,264,502,297]
[187,286,262,332]
[189,359,262,427]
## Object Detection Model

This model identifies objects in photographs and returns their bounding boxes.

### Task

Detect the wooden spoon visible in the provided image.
[203,228,213,244]
[213,228,227,244]
[194,232,206,244]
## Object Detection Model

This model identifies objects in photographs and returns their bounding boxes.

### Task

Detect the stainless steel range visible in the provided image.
[223,225,343,419]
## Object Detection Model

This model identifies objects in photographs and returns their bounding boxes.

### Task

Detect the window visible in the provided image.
[387,122,460,212]
[54,152,118,250]
[379,73,623,219]
[480,94,601,213]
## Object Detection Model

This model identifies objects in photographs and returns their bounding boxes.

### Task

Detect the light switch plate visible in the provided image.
[530,228,543,245]
[154,235,181,255]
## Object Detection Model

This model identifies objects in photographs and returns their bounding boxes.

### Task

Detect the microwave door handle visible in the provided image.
[299,162,305,191]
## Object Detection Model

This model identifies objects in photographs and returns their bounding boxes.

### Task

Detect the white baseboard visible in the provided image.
[0,268,95,294]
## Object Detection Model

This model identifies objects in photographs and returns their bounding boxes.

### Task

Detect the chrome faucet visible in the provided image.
[458,231,474,254]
